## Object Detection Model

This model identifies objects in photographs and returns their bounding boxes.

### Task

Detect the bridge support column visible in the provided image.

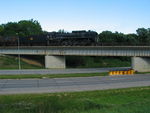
[132,57,150,72]
[45,55,66,69]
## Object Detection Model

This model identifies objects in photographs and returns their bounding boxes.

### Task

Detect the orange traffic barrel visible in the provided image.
[119,71,123,75]
[109,71,113,75]
[127,70,131,75]
[123,71,128,75]
[130,69,135,74]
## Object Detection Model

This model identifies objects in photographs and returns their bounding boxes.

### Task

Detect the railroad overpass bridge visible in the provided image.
[0,46,150,72]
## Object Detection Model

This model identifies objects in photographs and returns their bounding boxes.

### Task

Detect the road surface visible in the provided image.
[0,67,130,75]
[0,74,149,94]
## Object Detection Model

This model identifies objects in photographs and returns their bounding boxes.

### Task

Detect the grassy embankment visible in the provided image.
[0,55,43,69]
[0,86,149,113]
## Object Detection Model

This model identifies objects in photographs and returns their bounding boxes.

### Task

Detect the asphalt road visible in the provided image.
[0,74,150,94]
[0,67,130,75]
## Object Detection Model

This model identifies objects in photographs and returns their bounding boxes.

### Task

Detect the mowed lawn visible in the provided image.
[0,87,150,113]
[0,73,107,79]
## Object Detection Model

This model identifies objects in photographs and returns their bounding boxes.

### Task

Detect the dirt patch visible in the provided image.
[21,57,43,67]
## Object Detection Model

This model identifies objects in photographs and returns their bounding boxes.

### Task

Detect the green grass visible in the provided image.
[0,73,107,79]
[0,55,43,69]
[136,72,150,74]
[0,86,149,113]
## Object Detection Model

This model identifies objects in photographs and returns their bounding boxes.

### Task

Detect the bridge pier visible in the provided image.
[45,55,66,69]
[132,57,150,72]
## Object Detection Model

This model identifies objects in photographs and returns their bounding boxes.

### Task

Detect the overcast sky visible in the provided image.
[0,0,150,33]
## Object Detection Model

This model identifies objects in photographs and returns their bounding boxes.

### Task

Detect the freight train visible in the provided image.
[0,30,98,46]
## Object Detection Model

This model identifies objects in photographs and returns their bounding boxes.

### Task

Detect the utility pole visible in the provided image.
[16,33,21,70]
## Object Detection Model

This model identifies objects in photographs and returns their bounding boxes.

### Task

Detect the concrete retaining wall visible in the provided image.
[45,55,66,69]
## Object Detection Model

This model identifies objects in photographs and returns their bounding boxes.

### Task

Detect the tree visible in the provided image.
[99,31,127,45]
[0,25,4,35]
[114,32,126,43]
[136,28,149,43]
[99,31,115,44]
[1,22,20,36]
[126,34,138,45]
[18,19,43,37]
[0,19,43,37]
[98,31,140,45]
[58,29,65,33]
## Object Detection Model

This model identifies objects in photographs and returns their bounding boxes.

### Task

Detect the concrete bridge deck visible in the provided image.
[0,46,150,56]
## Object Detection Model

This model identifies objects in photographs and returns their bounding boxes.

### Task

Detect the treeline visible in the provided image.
[0,19,150,45]
[99,31,137,45]
[0,19,43,37]
[98,28,150,45]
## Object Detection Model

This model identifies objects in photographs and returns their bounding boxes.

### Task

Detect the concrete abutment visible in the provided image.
[132,57,150,72]
[45,55,66,69]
